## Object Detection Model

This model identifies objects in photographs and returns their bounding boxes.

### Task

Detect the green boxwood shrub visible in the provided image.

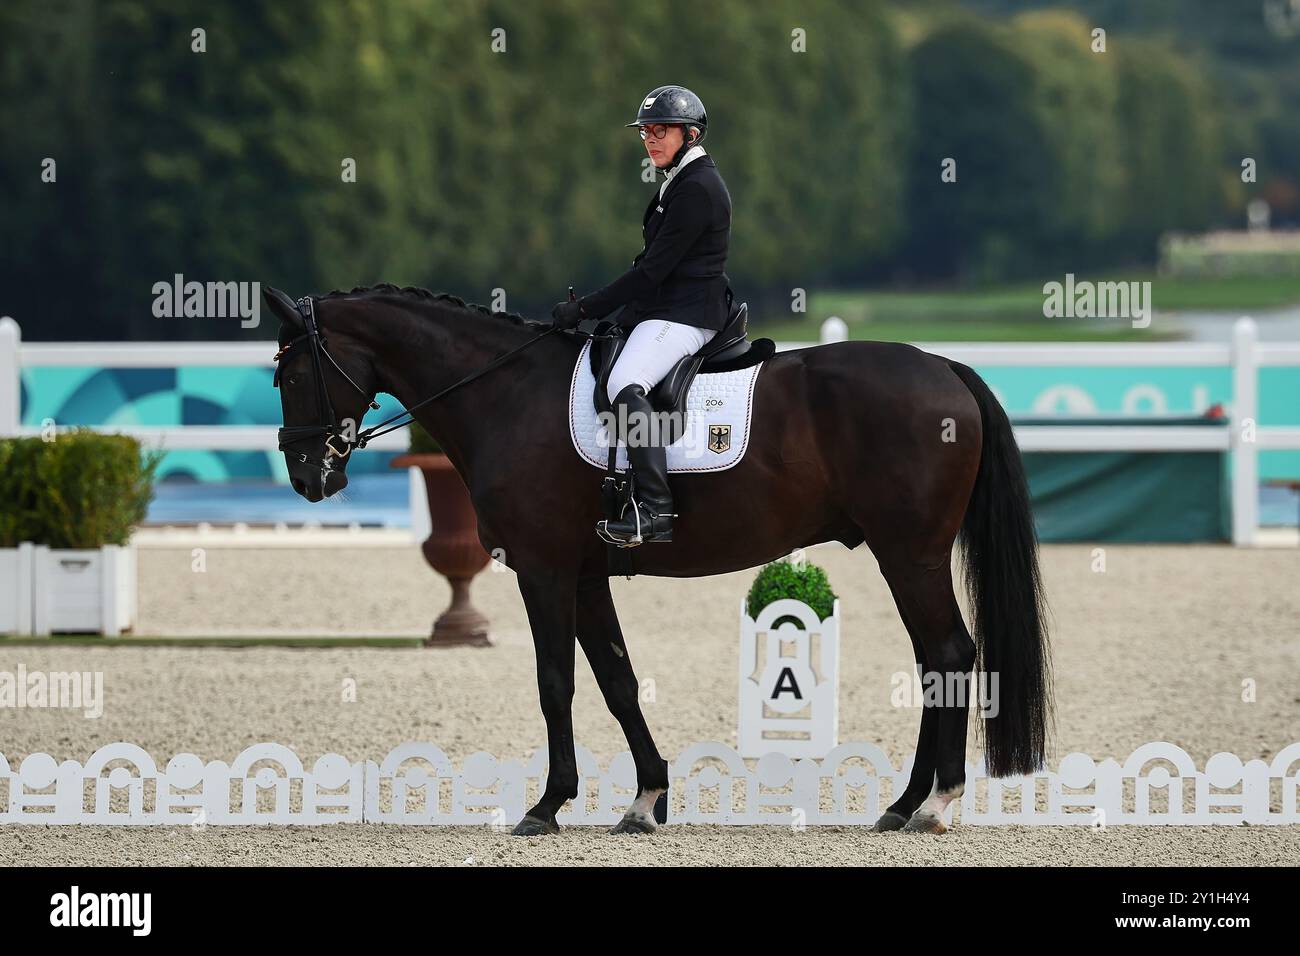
[746,557,837,623]
[408,421,442,455]
[0,431,159,548]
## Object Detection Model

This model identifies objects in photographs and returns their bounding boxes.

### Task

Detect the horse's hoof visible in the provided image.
[511,815,560,836]
[609,812,657,835]
[870,810,910,833]
[902,809,948,834]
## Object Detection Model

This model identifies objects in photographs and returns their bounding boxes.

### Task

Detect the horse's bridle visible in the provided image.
[274,297,380,473]
[274,295,572,477]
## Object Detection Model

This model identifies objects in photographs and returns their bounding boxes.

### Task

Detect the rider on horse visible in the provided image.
[552,85,733,547]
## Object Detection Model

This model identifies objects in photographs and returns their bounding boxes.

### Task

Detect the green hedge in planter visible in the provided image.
[408,421,442,455]
[746,557,837,622]
[0,436,42,547]
[0,431,159,548]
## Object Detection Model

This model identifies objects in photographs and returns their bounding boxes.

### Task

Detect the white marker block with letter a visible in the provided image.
[738,598,839,759]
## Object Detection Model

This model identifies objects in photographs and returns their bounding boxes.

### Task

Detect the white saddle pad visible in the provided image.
[568,339,763,473]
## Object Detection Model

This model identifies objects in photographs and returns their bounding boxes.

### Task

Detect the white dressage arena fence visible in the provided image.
[1,740,1297,827]
[738,598,839,759]
[3,315,1297,546]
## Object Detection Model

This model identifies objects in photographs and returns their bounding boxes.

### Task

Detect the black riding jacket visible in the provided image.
[581,152,732,332]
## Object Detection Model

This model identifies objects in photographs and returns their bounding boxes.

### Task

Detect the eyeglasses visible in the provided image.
[638,124,674,141]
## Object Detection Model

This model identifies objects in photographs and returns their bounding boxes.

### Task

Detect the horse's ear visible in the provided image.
[263,286,301,326]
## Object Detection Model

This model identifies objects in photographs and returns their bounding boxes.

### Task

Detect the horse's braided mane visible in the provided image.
[321,282,547,329]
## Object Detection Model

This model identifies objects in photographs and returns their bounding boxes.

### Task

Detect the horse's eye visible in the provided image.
[287,375,299,386]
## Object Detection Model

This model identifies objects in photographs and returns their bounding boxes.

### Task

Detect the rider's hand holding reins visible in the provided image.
[551,298,585,329]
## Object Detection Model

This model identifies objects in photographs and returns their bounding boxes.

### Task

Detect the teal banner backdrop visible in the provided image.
[19,361,1299,484]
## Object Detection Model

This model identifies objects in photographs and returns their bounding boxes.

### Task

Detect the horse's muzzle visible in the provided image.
[289,470,347,502]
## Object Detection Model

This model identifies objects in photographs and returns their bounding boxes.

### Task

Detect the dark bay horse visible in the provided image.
[268,284,1052,835]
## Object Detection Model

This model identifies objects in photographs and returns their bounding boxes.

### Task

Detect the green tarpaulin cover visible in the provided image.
[1016,418,1229,542]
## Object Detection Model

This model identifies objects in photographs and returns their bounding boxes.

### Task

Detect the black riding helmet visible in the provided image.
[626,86,707,175]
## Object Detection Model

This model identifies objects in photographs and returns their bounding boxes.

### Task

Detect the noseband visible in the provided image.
[274,295,565,476]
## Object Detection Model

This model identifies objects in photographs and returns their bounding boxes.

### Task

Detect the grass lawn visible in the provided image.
[752,272,1300,342]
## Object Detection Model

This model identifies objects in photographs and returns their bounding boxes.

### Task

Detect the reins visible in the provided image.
[274,295,619,471]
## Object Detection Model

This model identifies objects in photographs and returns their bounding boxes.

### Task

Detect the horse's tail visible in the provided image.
[948,360,1053,778]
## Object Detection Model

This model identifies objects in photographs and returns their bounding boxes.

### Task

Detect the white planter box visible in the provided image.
[0,543,35,635]
[738,598,840,759]
[32,543,137,636]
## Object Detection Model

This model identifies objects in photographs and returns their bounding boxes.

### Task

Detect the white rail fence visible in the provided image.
[2,740,1297,827]
[2,316,1297,545]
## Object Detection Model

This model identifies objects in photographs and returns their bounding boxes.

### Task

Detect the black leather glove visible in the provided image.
[551,299,585,329]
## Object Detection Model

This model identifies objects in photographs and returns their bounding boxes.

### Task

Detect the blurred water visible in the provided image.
[146,472,411,527]
[1172,304,1300,342]
[1262,483,1300,527]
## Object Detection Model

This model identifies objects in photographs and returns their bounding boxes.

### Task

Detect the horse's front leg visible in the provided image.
[574,575,670,835]
[511,571,579,836]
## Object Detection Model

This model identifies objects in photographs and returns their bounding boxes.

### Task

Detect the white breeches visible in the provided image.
[606,319,717,404]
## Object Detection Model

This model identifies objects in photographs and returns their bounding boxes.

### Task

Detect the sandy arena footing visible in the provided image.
[1,542,1296,866]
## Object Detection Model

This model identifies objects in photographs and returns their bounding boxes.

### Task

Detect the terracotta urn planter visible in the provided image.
[391,453,491,647]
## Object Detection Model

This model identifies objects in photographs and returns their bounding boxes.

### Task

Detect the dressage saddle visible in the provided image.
[590,299,775,435]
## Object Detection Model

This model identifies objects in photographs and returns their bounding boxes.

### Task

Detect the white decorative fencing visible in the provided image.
[2,740,1297,827]
[738,598,839,759]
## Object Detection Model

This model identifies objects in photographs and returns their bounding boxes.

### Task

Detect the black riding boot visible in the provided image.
[597,384,675,546]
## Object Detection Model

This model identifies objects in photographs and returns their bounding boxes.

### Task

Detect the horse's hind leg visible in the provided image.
[574,576,670,834]
[877,559,976,835]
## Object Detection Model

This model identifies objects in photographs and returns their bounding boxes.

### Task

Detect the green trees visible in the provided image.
[1112,37,1222,257]
[906,10,1224,280]
[0,0,1260,339]
[906,19,1052,279]
[3,0,914,335]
